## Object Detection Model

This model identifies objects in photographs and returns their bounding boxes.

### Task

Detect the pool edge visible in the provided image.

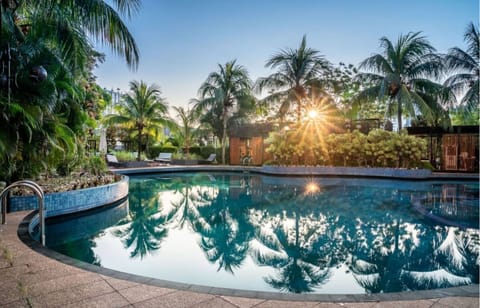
[17,210,479,302]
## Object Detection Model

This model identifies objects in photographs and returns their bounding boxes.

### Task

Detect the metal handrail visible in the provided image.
[0,180,45,246]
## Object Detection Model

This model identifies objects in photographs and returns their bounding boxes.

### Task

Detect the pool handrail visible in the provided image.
[1,180,45,246]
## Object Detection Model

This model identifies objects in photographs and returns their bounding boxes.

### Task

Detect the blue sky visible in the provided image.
[94,0,479,108]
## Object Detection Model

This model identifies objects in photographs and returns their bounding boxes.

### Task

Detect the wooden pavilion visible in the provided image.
[407,125,479,172]
[228,123,274,165]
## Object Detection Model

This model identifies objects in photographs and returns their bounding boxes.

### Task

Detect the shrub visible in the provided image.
[265,127,427,168]
[147,145,178,159]
[200,145,216,159]
[84,156,107,176]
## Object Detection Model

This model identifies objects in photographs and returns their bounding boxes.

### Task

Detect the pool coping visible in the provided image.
[16,165,480,302]
[111,164,479,181]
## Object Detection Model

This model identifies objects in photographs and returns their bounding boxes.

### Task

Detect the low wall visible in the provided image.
[8,176,129,217]
[260,166,432,179]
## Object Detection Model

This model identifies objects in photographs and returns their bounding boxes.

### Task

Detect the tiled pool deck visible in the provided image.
[1,166,478,307]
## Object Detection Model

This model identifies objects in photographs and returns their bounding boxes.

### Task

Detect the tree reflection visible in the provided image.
[113,179,169,259]
[252,185,333,293]
[163,174,216,230]
[195,174,254,273]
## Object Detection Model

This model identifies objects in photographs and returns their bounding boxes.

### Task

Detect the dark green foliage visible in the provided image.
[186,146,201,156]
[147,145,178,159]
[200,145,216,159]
[0,0,139,182]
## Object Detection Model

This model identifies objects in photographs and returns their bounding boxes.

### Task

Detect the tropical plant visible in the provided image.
[172,106,198,157]
[445,22,479,116]
[104,80,171,161]
[356,32,452,130]
[266,128,426,168]
[0,0,140,181]
[256,35,332,122]
[195,60,255,164]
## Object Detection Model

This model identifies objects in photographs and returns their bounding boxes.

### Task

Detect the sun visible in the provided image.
[307,109,319,120]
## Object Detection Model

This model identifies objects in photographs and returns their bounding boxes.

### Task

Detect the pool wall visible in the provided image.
[260,166,432,178]
[113,165,435,179]
[8,175,129,216]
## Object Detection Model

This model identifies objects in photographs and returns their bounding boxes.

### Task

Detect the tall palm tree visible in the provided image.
[356,32,451,130]
[172,106,198,157]
[105,80,171,160]
[256,35,332,122]
[195,60,254,164]
[445,22,479,115]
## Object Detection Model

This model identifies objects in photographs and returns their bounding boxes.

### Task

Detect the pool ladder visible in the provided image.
[0,180,45,246]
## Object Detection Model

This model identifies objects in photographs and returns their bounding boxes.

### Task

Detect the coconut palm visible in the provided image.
[105,81,171,161]
[256,35,332,122]
[356,32,451,130]
[445,22,479,115]
[172,106,198,157]
[195,60,254,164]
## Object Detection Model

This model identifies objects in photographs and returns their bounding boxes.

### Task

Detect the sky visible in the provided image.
[94,0,479,108]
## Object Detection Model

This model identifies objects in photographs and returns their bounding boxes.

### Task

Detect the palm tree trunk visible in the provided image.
[137,129,142,161]
[297,100,302,123]
[397,100,402,131]
[221,109,227,164]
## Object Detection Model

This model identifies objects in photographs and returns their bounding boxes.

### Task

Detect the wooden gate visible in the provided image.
[458,135,477,171]
[443,135,458,170]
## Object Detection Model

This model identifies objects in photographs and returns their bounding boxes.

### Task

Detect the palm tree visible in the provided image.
[256,35,332,122]
[172,106,198,157]
[0,0,140,180]
[445,22,479,115]
[105,80,171,161]
[356,32,451,130]
[195,60,254,164]
[12,0,140,69]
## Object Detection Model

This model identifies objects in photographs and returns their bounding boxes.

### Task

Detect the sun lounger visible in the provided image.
[154,152,172,163]
[199,153,217,164]
[105,154,124,167]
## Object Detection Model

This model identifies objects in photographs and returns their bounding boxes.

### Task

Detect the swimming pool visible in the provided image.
[44,172,479,294]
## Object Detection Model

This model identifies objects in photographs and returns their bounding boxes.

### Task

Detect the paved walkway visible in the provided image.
[0,212,478,308]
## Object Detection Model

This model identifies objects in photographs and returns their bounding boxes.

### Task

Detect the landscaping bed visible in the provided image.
[4,172,119,196]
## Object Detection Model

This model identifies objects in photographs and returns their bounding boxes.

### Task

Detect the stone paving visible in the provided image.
[0,211,478,308]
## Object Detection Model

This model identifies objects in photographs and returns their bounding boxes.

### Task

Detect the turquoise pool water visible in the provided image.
[46,172,479,294]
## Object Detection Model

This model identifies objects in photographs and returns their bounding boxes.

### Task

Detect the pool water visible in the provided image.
[45,172,479,294]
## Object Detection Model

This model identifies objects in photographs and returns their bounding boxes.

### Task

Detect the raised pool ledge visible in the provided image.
[260,165,432,179]
[8,175,129,216]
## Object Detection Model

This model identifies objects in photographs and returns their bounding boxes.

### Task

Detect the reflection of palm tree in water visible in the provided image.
[351,219,478,292]
[195,175,254,273]
[164,175,213,230]
[252,186,334,293]
[253,219,331,293]
[113,180,169,259]
[351,219,410,293]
